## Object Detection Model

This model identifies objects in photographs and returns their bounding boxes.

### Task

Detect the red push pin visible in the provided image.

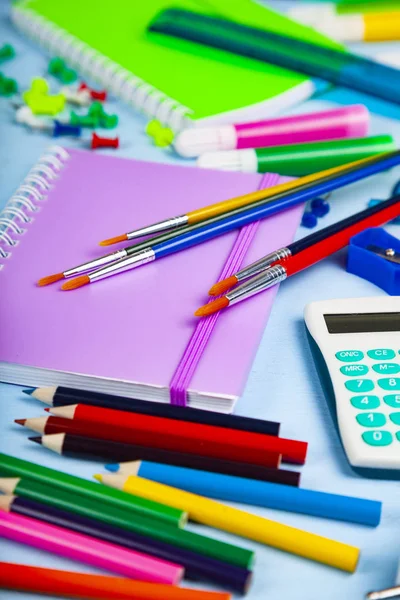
[79,82,107,102]
[91,132,119,150]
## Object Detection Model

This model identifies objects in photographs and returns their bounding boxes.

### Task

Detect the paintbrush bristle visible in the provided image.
[194,297,230,317]
[99,234,128,247]
[37,273,64,287]
[61,275,90,291]
[208,276,238,296]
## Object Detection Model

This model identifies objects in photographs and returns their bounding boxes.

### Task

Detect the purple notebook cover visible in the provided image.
[0,148,302,408]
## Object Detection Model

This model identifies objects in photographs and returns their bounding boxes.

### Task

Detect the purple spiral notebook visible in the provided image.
[0,146,302,412]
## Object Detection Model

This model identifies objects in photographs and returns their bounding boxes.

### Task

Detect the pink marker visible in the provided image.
[174,104,369,157]
[0,510,183,585]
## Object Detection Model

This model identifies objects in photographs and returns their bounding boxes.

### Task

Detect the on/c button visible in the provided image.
[335,350,364,362]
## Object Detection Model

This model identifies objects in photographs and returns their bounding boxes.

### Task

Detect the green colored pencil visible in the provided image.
[0,475,254,570]
[0,453,185,528]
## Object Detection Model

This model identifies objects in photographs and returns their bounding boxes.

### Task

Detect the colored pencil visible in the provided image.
[24,385,281,436]
[0,562,231,600]
[209,191,400,295]
[0,510,184,584]
[0,452,185,527]
[61,151,400,291]
[1,495,251,593]
[17,416,281,469]
[97,153,391,246]
[31,433,299,486]
[96,474,360,573]
[196,193,400,317]
[131,461,381,527]
[47,404,307,465]
[0,476,253,570]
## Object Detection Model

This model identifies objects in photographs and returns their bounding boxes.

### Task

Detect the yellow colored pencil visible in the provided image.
[95,474,360,573]
[99,153,384,245]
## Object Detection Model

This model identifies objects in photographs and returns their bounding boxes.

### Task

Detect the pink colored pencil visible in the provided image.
[0,511,183,585]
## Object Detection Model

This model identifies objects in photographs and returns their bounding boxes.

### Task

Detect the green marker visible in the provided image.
[0,452,185,528]
[197,135,396,176]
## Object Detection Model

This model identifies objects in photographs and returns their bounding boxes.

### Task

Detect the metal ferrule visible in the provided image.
[236,247,291,282]
[227,265,287,304]
[89,248,155,282]
[64,249,128,277]
[367,587,400,600]
[127,215,188,240]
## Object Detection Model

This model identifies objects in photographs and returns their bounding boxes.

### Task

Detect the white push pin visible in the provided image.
[15,106,50,130]
[60,86,91,106]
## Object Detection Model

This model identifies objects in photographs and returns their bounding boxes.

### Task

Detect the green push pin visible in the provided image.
[88,101,106,118]
[146,119,174,147]
[70,111,100,128]
[48,57,77,84]
[0,72,18,96]
[88,102,118,129]
[0,44,15,64]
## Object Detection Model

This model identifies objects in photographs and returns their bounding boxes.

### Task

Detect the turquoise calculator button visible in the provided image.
[372,363,400,374]
[335,350,364,362]
[397,432,400,442]
[384,395,400,408]
[340,365,369,376]
[362,431,393,446]
[389,413,400,425]
[356,413,386,427]
[350,396,380,410]
[368,349,396,360]
[345,379,374,392]
[378,378,400,391]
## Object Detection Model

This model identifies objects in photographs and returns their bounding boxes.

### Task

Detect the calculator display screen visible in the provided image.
[324,312,400,334]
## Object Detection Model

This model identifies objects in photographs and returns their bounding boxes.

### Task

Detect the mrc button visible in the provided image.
[335,350,364,362]
[340,364,369,376]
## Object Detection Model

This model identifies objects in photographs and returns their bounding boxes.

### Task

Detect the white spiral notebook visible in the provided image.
[11,0,337,130]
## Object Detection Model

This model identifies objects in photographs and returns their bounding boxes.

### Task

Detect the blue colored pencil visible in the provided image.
[134,461,382,527]
[62,150,400,290]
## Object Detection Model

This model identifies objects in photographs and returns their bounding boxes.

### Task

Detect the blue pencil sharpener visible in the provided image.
[347,227,400,295]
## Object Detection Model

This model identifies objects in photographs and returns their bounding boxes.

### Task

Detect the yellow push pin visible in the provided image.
[23,77,66,116]
[146,119,174,147]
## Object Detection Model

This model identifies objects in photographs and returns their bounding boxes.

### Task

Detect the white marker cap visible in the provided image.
[197,149,258,172]
[174,125,237,158]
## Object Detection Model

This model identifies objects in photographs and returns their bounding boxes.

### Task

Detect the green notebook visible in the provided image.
[12,0,341,129]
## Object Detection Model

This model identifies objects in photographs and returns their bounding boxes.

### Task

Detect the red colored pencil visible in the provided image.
[46,405,307,465]
[0,562,231,600]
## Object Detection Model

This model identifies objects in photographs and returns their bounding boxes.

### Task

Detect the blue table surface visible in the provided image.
[1,2,400,598]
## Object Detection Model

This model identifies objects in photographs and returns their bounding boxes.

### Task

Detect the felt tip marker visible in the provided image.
[174,105,369,157]
[197,135,395,176]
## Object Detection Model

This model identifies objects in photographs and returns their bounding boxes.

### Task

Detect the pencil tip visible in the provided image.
[93,474,102,482]
[99,234,128,247]
[44,408,50,413]
[61,275,90,291]
[194,297,230,317]
[22,388,35,396]
[14,419,26,426]
[28,436,42,445]
[105,463,119,472]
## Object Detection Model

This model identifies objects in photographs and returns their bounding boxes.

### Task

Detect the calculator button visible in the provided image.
[340,365,369,376]
[368,349,396,360]
[335,350,364,362]
[383,395,400,408]
[372,363,400,375]
[389,413,400,426]
[345,379,374,392]
[396,432,400,442]
[378,378,400,391]
[350,396,380,410]
[362,431,393,446]
[356,413,386,428]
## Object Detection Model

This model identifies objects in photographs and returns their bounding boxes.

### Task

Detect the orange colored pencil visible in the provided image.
[0,562,231,600]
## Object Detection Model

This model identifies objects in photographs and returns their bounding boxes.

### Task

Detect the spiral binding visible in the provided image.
[11,4,194,131]
[0,146,69,266]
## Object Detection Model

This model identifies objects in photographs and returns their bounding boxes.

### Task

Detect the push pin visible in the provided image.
[88,102,118,129]
[23,78,65,115]
[311,197,330,218]
[70,111,99,128]
[301,211,318,229]
[60,86,91,106]
[48,57,77,84]
[91,133,119,150]
[0,72,18,96]
[0,44,15,64]
[15,106,49,130]
[79,82,107,102]
[52,120,82,138]
[146,119,174,147]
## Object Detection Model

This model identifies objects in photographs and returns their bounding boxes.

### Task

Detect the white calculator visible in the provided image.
[304,297,400,478]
